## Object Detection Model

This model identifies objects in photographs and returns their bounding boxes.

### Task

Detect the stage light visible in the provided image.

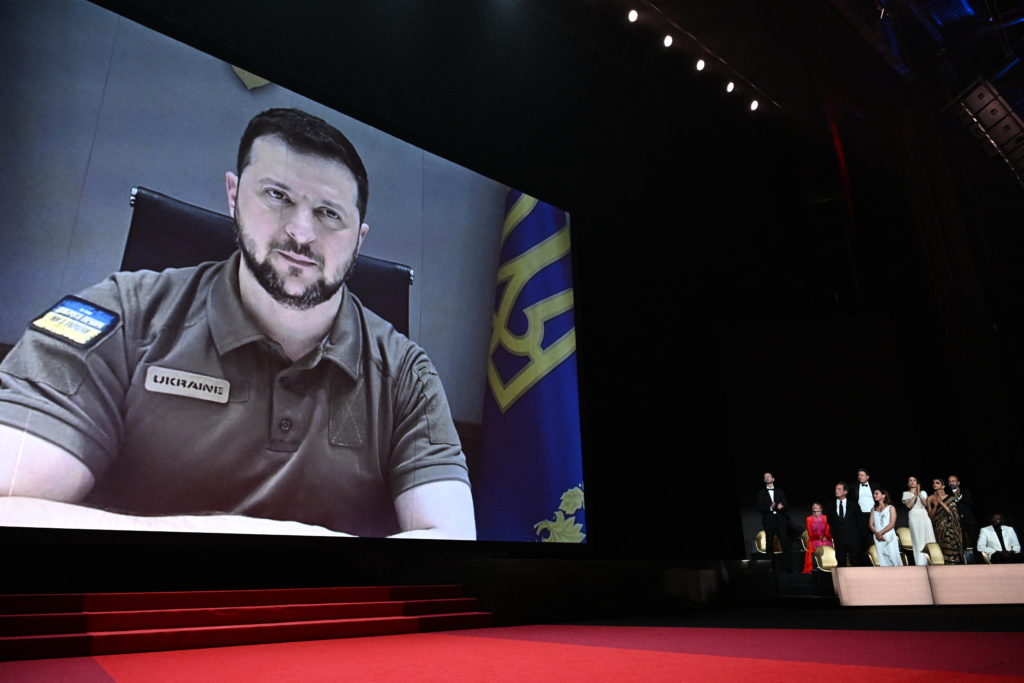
[726,81,735,93]
[750,99,759,111]
[628,9,638,22]
[663,35,673,47]
[696,59,706,71]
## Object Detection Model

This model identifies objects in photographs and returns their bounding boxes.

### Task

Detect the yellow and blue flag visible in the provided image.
[475,190,585,542]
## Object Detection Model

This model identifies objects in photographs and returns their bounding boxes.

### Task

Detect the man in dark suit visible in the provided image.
[831,481,863,567]
[948,475,977,555]
[757,472,792,572]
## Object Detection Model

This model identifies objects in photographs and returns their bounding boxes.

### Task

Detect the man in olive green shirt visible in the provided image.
[0,109,474,540]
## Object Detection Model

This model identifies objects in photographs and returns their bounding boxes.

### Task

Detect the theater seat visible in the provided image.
[896,527,913,551]
[814,546,837,572]
[121,186,414,336]
[925,542,946,565]
[754,530,783,555]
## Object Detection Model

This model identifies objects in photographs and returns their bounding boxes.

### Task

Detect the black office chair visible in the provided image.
[121,186,414,336]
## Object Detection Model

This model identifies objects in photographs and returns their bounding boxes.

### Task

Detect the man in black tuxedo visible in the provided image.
[948,475,977,555]
[854,468,880,551]
[831,481,863,567]
[757,472,792,572]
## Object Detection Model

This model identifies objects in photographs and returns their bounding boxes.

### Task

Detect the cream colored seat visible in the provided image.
[896,526,913,551]
[754,530,783,555]
[814,545,838,572]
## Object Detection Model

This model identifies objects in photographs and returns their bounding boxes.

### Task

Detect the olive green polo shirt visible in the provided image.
[0,252,468,537]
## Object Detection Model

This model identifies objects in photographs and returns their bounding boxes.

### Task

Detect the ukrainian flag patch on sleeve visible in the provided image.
[31,296,120,348]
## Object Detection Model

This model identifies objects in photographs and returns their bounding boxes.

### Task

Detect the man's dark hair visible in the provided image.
[237,108,369,222]
[836,481,848,491]
[857,468,869,476]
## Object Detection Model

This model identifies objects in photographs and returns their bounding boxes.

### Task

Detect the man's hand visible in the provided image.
[0,497,351,536]
[0,425,352,537]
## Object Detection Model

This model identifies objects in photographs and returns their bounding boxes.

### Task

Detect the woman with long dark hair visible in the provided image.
[902,475,936,565]
[870,488,902,566]
[928,477,964,564]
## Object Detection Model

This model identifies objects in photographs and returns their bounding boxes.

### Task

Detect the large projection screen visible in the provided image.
[0,1,585,543]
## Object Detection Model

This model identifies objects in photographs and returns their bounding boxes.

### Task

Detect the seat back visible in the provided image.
[925,542,946,565]
[867,544,880,567]
[754,530,783,555]
[122,186,414,336]
[799,530,809,552]
[896,526,913,551]
[814,545,838,572]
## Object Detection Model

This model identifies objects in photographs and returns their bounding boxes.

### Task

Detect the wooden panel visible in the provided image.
[833,567,933,606]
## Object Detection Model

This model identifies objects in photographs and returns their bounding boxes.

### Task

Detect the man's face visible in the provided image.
[835,484,847,499]
[763,473,774,485]
[948,476,960,490]
[226,135,369,310]
[857,471,868,484]
[992,514,1004,526]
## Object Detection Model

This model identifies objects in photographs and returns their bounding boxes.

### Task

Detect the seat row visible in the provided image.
[753,528,995,571]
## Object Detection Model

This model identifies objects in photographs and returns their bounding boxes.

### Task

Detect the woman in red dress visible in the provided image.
[803,502,834,573]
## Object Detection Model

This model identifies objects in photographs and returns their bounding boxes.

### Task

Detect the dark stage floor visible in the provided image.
[565,603,1024,633]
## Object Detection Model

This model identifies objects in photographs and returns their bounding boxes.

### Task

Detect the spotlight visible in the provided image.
[726,81,735,93]
[750,99,759,111]
[628,9,638,22]
[696,59,706,71]
[663,35,673,47]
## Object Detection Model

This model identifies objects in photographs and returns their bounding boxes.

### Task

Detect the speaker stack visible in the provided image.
[953,80,1024,188]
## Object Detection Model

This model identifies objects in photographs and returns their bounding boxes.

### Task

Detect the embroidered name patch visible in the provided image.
[145,366,230,404]
[31,296,119,348]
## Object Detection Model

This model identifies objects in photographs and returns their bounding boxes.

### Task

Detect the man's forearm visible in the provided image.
[387,528,475,540]
[0,496,351,537]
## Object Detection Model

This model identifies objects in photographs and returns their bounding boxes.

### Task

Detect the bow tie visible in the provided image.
[861,483,869,487]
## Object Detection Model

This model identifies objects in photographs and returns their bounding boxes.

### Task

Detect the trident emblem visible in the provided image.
[487,195,576,413]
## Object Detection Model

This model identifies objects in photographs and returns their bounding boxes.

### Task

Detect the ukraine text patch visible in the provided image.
[145,366,230,404]
[31,296,119,348]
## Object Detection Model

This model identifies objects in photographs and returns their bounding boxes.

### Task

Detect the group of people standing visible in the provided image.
[758,470,1021,572]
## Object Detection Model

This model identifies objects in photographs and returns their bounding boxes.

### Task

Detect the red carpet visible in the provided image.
[1,625,1021,682]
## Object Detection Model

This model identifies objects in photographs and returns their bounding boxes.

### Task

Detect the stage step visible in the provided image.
[0,586,491,660]
[0,584,463,614]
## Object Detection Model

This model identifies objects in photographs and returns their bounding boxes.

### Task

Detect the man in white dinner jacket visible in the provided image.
[977,513,1022,564]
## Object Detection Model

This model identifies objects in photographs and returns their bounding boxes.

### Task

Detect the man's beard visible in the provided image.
[236,219,358,311]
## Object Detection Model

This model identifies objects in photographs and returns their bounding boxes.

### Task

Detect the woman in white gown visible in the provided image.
[902,476,936,566]
[870,488,902,566]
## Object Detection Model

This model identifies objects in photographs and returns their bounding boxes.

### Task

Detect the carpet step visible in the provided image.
[0,611,493,660]
[0,585,463,614]
[0,597,480,636]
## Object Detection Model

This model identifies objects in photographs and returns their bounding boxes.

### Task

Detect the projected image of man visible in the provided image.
[0,109,475,540]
